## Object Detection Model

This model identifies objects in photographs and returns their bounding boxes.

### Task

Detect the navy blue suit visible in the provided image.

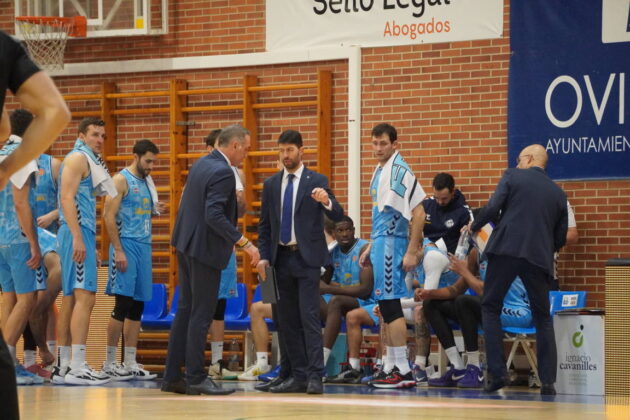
[165,150,242,385]
[258,167,343,382]
[472,166,568,385]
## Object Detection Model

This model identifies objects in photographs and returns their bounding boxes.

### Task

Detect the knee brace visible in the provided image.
[127,300,145,321]
[422,248,450,290]
[378,299,404,324]
[213,298,227,321]
[111,294,134,322]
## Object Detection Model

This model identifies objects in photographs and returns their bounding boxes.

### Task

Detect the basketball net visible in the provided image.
[16,17,85,71]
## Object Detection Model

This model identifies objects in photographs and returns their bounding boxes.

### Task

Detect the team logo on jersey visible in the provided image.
[335,262,341,268]
[445,219,454,228]
[375,288,382,296]
[133,187,140,194]
[425,214,431,222]
[38,168,46,176]
[352,255,358,262]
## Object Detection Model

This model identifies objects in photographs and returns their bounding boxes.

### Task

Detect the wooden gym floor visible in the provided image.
[17,380,630,420]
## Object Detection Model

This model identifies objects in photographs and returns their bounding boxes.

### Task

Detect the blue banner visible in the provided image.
[509,0,630,180]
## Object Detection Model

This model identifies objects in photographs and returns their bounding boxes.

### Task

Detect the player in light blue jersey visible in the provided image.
[359,123,426,389]
[54,117,114,386]
[0,117,42,386]
[418,242,532,389]
[317,216,372,384]
[103,139,162,381]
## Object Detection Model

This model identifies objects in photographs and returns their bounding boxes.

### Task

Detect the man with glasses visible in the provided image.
[471,144,568,395]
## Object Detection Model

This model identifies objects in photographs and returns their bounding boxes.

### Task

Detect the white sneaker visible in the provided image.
[208,360,238,380]
[102,362,134,381]
[51,365,69,385]
[238,364,270,381]
[65,363,111,386]
[124,363,157,381]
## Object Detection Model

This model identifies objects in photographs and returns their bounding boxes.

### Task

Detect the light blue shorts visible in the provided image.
[0,242,37,294]
[218,252,238,300]
[501,306,533,328]
[371,236,408,301]
[36,227,58,291]
[106,238,153,302]
[359,303,380,326]
[58,224,97,296]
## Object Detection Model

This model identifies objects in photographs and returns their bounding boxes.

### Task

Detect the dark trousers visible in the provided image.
[423,295,481,353]
[483,254,556,384]
[0,332,19,420]
[271,303,292,379]
[275,247,322,382]
[163,251,221,385]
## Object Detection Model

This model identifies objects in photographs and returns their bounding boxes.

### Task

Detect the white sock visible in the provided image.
[211,341,223,365]
[47,340,57,362]
[24,350,36,367]
[323,347,332,366]
[70,344,86,370]
[375,358,382,368]
[393,346,410,375]
[256,352,268,368]
[106,346,117,365]
[124,347,137,366]
[8,345,17,364]
[348,357,360,371]
[383,346,395,373]
[415,355,427,370]
[423,250,450,290]
[466,351,480,368]
[445,346,465,370]
[59,346,71,368]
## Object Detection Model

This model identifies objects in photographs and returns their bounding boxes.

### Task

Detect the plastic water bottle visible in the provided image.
[454,229,471,260]
[227,338,240,371]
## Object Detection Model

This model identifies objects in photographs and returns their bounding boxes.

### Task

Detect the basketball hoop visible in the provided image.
[15,16,87,71]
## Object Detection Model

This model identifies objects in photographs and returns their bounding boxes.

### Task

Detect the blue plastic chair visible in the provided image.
[224,283,248,321]
[142,286,179,329]
[140,283,167,327]
[503,290,588,386]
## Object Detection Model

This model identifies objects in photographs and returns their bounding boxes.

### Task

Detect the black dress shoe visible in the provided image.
[306,378,323,395]
[541,384,557,395]
[161,379,187,394]
[186,377,235,395]
[269,377,307,393]
[484,378,507,393]
[255,376,285,392]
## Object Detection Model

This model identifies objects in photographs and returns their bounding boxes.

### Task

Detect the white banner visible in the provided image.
[554,314,605,396]
[266,0,503,50]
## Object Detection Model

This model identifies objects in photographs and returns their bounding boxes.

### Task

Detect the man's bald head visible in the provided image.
[517,144,548,169]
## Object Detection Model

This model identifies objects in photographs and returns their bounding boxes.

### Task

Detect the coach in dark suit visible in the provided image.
[257,130,343,394]
[471,144,568,395]
[162,125,260,396]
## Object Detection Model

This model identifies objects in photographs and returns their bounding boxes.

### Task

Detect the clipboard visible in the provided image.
[260,265,279,304]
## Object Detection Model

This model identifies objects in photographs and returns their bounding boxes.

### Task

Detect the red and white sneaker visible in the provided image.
[370,367,416,389]
[26,363,53,381]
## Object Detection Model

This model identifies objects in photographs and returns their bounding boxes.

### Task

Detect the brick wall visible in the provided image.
[2,1,628,308]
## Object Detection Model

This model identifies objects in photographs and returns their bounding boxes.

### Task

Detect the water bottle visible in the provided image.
[227,338,240,371]
[454,229,471,260]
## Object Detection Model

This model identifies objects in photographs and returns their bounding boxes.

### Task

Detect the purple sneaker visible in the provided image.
[457,364,484,388]
[427,366,466,387]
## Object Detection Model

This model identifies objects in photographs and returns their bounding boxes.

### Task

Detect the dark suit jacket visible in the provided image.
[171,149,241,270]
[258,167,343,268]
[471,166,568,274]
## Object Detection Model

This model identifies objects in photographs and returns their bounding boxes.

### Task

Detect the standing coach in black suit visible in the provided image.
[257,130,343,394]
[163,125,260,395]
[471,144,568,395]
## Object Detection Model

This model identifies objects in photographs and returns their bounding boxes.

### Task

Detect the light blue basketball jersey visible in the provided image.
[330,238,368,287]
[370,166,409,239]
[34,154,59,233]
[117,168,153,243]
[0,140,36,245]
[58,150,96,233]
